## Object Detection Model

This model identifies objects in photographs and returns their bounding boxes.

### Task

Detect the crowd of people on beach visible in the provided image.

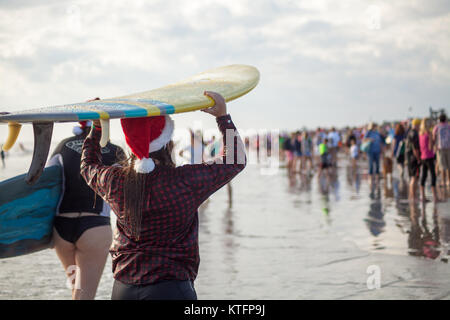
[275,113,450,204]
[271,113,450,260]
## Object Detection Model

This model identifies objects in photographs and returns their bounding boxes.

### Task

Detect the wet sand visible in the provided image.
[1,148,449,299]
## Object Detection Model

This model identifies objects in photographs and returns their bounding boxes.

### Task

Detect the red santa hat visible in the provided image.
[121,115,174,173]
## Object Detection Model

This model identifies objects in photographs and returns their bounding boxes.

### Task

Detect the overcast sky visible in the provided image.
[1,0,449,142]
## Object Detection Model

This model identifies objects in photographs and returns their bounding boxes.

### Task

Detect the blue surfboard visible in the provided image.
[0,165,62,259]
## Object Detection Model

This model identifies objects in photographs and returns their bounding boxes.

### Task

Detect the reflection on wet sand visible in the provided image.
[1,146,450,299]
[346,165,361,196]
[407,202,450,262]
[365,186,385,241]
[285,153,450,263]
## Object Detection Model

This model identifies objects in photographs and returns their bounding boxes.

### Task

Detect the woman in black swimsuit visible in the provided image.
[48,98,126,300]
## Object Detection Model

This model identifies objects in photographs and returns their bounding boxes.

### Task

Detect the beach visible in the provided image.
[1,145,449,300]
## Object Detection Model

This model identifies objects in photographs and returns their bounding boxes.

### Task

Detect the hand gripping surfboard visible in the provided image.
[0,64,259,184]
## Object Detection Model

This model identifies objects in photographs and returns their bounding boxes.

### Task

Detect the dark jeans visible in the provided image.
[111,279,197,300]
[408,157,420,178]
[421,158,437,187]
[368,152,380,175]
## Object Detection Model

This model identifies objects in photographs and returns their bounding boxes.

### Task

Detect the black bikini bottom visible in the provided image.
[54,215,110,244]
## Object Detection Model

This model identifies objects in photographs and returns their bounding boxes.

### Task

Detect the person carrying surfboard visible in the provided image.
[48,99,126,300]
[80,91,246,300]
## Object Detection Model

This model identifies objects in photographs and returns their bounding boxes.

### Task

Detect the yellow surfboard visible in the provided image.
[0,64,259,184]
[0,64,259,124]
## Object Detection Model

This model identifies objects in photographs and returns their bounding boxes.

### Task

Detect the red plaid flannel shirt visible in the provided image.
[81,114,246,285]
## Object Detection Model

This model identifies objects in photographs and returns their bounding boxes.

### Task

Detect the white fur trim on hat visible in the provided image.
[149,116,174,153]
[73,126,84,136]
[135,157,155,174]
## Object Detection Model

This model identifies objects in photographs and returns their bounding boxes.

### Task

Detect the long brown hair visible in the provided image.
[394,123,405,136]
[122,141,175,240]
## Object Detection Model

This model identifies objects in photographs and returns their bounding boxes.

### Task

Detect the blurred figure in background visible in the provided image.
[363,123,384,188]
[318,138,331,180]
[301,131,314,173]
[283,132,296,173]
[206,134,233,207]
[207,135,221,160]
[314,128,326,170]
[327,127,340,167]
[266,132,272,157]
[392,123,406,179]
[279,133,287,162]
[406,119,422,202]
[345,128,356,155]
[349,138,359,171]
[433,114,450,199]
[293,131,302,173]
[179,129,205,164]
[419,118,439,203]
[0,147,5,168]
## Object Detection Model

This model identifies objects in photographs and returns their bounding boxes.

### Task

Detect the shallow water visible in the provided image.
[1,148,450,300]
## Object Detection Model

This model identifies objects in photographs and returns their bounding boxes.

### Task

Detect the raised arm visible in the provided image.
[80,123,123,205]
[180,91,247,203]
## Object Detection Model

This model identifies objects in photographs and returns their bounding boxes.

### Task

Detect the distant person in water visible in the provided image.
[1,148,5,168]
[266,132,272,157]
[363,123,384,188]
[314,128,326,169]
[419,118,439,203]
[80,91,246,300]
[349,138,359,170]
[301,131,314,173]
[293,131,302,173]
[207,134,233,207]
[207,135,221,159]
[406,119,422,202]
[179,129,205,164]
[47,98,126,300]
[318,138,331,179]
[433,114,450,198]
[392,123,406,179]
[327,127,340,167]
[283,133,296,173]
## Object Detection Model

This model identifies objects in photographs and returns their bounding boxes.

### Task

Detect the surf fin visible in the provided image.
[26,122,54,185]
[3,122,22,151]
[99,119,110,147]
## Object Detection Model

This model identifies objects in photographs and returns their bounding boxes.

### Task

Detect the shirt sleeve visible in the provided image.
[178,114,246,204]
[80,128,123,211]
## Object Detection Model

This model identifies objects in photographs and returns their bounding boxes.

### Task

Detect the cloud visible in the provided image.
[0,0,449,133]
